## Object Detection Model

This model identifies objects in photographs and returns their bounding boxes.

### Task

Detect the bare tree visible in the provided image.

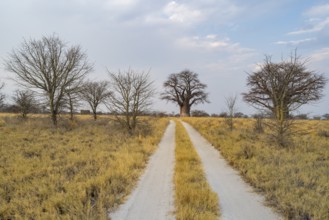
[80,81,111,120]
[0,82,5,110]
[243,52,326,145]
[107,69,154,134]
[60,81,87,120]
[5,35,92,125]
[225,95,237,131]
[12,90,38,118]
[161,69,209,117]
[64,89,81,120]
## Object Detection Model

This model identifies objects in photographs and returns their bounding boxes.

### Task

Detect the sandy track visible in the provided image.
[109,120,176,220]
[181,121,281,220]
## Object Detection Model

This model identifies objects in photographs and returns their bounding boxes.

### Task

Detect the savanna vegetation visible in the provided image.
[4,35,93,126]
[243,52,326,146]
[0,114,168,219]
[183,117,329,220]
[174,120,219,220]
[161,70,209,117]
[1,33,328,220]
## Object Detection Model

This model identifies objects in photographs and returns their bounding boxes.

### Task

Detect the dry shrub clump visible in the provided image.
[174,121,219,220]
[0,114,168,219]
[183,117,329,220]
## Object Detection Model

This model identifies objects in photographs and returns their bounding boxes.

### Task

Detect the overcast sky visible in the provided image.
[1,0,328,116]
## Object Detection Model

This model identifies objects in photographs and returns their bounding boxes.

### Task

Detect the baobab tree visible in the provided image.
[5,35,92,125]
[80,81,111,120]
[243,52,326,145]
[161,70,209,117]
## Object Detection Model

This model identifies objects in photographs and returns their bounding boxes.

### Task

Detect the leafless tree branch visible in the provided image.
[107,68,154,134]
[225,94,238,131]
[80,81,111,120]
[243,51,327,146]
[12,90,38,118]
[5,34,92,125]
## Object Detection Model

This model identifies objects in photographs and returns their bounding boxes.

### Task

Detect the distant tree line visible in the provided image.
[1,35,328,140]
[2,35,154,134]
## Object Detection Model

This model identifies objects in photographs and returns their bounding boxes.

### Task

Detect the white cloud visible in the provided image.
[164,1,203,24]
[248,63,263,72]
[288,4,329,35]
[175,34,256,65]
[288,17,329,35]
[274,38,316,45]
[310,47,329,62]
[144,0,243,28]
[176,35,231,50]
[304,4,329,17]
[206,34,217,39]
[144,1,204,26]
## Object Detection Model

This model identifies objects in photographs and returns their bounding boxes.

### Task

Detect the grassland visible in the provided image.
[174,120,219,220]
[183,117,329,220]
[0,114,168,219]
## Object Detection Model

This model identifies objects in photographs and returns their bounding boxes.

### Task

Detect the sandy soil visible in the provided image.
[182,121,281,220]
[109,120,176,220]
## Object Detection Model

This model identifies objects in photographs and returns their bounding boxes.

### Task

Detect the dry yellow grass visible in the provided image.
[183,117,329,220]
[0,114,168,219]
[174,120,219,220]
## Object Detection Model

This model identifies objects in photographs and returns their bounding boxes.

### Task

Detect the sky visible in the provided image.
[0,0,329,116]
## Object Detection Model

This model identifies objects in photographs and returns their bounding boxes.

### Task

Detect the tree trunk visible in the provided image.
[132,115,137,131]
[50,99,58,126]
[274,101,289,122]
[93,111,97,120]
[126,114,133,135]
[51,110,57,126]
[272,102,291,147]
[180,104,190,117]
[69,96,74,121]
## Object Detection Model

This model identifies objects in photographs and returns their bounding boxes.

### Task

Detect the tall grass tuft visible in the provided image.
[174,121,220,220]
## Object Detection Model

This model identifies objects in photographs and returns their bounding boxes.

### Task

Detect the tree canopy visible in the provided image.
[107,69,154,133]
[243,54,326,122]
[161,69,209,117]
[80,81,111,120]
[5,35,92,125]
[243,52,327,146]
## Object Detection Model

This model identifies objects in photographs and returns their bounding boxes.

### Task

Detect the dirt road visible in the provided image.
[182,121,281,220]
[109,121,176,220]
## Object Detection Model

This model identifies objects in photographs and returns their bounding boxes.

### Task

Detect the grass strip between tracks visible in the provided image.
[174,120,220,220]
